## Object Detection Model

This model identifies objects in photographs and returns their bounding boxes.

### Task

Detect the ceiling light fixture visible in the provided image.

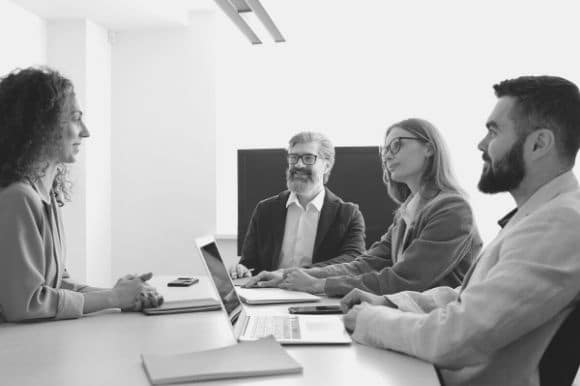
[214,0,285,44]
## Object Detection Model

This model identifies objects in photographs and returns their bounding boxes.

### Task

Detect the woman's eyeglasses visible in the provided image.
[381,136,428,158]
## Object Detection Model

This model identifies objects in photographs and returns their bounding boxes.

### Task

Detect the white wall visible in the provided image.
[85,21,112,286]
[215,0,580,246]
[47,20,112,286]
[0,0,46,74]
[111,11,216,278]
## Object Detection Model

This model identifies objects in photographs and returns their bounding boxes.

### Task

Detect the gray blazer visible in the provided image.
[311,192,482,296]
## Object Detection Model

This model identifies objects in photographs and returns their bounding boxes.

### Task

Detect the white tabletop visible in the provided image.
[0,275,439,386]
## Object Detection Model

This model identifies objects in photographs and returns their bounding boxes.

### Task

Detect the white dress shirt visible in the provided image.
[277,189,325,269]
[351,171,580,386]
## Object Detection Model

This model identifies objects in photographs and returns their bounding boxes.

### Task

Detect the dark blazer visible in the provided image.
[239,188,366,273]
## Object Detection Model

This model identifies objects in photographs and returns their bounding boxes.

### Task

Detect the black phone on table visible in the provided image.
[288,305,344,314]
[167,277,199,287]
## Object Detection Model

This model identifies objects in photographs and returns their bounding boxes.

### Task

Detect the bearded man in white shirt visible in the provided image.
[341,75,580,386]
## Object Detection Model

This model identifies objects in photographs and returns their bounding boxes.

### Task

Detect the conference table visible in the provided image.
[0,276,439,386]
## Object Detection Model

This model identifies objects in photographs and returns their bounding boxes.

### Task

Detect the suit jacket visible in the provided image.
[239,188,366,273]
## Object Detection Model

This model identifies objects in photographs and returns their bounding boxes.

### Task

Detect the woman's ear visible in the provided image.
[424,143,434,157]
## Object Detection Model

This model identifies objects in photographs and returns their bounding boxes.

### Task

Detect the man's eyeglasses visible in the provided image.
[381,136,428,158]
[287,153,318,166]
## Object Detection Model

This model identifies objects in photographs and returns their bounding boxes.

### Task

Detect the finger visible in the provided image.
[258,279,279,288]
[340,291,357,312]
[139,272,153,282]
[236,265,247,277]
[243,275,260,288]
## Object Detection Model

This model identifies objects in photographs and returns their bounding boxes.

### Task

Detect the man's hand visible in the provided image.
[279,269,325,294]
[340,288,388,313]
[229,264,253,280]
[343,304,365,333]
[243,271,284,288]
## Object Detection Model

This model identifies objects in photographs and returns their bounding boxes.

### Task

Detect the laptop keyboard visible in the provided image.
[250,315,301,340]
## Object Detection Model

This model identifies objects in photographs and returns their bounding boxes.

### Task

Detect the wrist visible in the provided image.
[314,279,326,293]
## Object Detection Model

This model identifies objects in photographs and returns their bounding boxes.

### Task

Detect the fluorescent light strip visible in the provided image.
[214,0,262,44]
[245,0,285,42]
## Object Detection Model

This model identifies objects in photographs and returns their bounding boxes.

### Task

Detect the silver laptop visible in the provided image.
[195,236,351,345]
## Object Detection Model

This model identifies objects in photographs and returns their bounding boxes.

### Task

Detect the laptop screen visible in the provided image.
[198,240,243,325]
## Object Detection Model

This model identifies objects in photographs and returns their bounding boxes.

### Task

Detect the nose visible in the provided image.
[477,135,488,153]
[295,158,306,167]
[80,121,90,138]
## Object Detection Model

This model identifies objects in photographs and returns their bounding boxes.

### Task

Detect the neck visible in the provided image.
[34,161,58,197]
[404,175,422,197]
[296,185,323,207]
[510,166,571,207]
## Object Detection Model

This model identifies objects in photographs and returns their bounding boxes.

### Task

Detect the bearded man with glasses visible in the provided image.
[229,131,366,280]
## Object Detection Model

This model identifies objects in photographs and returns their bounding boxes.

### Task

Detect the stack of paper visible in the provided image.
[141,337,302,384]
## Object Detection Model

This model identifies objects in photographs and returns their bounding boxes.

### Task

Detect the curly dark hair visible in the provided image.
[0,67,74,204]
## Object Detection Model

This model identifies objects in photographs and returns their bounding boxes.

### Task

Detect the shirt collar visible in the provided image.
[286,188,326,211]
[27,178,52,205]
[503,171,579,229]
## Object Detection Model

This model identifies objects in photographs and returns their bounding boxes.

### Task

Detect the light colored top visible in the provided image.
[397,193,419,261]
[0,180,84,322]
[277,189,325,269]
[351,171,580,386]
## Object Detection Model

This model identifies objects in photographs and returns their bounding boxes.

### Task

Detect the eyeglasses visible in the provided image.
[287,153,318,166]
[381,136,428,158]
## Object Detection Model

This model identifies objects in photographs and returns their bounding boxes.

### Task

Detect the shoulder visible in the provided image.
[527,190,580,226]
[418,192,474,224]
[254,190,290,210]
[0,182,43,213]
[324,188,361,213]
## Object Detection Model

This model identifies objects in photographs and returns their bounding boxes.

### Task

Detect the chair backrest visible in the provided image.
[539,304,580,386]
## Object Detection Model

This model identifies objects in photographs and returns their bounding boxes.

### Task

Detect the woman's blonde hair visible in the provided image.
[381,118,465,205]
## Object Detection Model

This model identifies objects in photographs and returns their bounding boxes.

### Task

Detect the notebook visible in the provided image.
[195,236,351,345]
[141,336,302,385]
[143,298,221,315]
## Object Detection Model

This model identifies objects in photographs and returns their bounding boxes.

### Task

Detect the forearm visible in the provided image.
[82,290,119,314]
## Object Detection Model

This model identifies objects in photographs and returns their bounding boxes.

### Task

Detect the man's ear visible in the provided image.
[529,129,555,160]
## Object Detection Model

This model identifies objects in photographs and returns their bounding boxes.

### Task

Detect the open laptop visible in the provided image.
[195,236,351,345]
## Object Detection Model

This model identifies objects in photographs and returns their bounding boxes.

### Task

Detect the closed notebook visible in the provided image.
[141,336,302,385]
[142,298,221,315]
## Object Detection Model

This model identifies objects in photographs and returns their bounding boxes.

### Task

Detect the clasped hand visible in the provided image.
[340,288,391,332]
[113,272,164,312]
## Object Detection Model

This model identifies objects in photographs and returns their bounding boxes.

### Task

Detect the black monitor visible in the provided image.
[237,146,398,255]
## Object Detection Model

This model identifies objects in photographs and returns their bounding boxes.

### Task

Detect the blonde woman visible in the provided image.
[247,118,482,296]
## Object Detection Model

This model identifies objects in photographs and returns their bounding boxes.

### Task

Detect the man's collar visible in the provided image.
[497,208,517,228]
[286,188,326,211]
[503,171,579,229]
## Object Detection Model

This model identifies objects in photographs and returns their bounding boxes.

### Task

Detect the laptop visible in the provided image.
[195,236,351,345]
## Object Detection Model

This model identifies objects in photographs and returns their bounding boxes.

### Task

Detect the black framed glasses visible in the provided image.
[287,153,318,166]
[381,136,428,158]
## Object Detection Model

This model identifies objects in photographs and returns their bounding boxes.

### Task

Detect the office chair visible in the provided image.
[539,304,580,386]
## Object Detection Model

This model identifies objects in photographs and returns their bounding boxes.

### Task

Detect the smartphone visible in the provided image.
[167,277,199,287]
[288,305,344,315]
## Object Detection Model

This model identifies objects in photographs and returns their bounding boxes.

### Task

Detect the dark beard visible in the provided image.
[478,136,526,194]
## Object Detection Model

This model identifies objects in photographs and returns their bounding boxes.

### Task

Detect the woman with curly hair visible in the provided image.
[0,67,163,322]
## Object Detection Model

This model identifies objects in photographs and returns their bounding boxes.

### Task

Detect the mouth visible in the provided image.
[387,163,399,171]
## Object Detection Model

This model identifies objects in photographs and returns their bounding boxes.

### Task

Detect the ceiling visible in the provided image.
[10,0,217,30]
